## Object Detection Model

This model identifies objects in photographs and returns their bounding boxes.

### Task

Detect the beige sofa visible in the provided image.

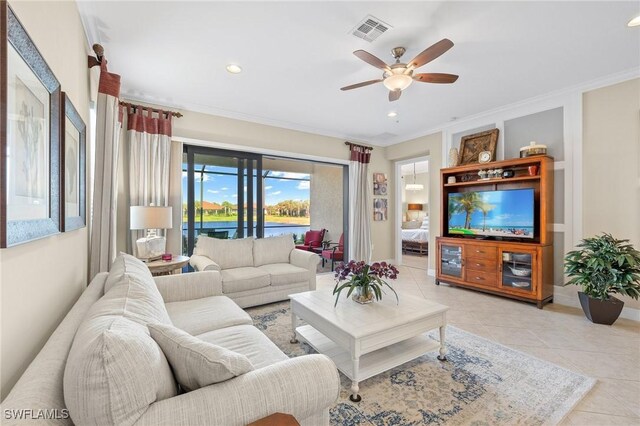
[2,254,339,426]
[189,234,319,308]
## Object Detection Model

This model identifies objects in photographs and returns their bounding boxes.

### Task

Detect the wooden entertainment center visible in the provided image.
[436,156,554,308]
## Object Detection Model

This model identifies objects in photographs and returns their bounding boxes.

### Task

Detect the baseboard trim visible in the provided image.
[428,269,436,277]
[554,291,640,322]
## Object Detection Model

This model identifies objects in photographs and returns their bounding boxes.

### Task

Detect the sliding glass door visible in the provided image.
[184,146,262,255]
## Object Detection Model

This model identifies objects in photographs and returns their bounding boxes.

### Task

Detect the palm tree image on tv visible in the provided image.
[448,189,535,238]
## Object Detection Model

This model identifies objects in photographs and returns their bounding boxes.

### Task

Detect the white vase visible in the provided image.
[448,148,459,167]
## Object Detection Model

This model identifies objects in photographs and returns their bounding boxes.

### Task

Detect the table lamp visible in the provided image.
[130,205,173,261]
[407,203,423,220]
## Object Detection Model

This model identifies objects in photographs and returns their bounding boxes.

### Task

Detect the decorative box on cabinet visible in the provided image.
[436,156,554,308]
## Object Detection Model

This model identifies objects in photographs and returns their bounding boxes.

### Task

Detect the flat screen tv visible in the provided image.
[448,188,535,239]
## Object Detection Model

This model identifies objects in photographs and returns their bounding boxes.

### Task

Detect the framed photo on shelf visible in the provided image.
[1,2,62,247]
[373,172,388,196]
[373,198,387,221]
[61,92,86,232]
[458,129,499,166]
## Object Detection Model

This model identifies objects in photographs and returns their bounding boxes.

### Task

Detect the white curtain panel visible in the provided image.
[127,109,172,256]
[89,62,122,279]
[348,145,373,262]
[166,140,183,256]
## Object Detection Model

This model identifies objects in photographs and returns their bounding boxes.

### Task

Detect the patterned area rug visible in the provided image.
[246,302,596,426]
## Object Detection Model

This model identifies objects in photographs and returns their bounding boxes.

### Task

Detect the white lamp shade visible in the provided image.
[130,206,173,230]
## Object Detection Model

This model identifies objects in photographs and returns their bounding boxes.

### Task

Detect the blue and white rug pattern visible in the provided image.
[247,302,595,426]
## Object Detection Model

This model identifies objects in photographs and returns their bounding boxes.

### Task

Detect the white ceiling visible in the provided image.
[77,1,640,146]
[401,161,429,176]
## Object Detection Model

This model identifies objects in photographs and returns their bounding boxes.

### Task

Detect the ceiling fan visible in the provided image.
[340,38,458,102]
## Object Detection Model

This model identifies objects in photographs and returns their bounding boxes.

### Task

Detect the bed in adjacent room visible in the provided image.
[401,217,429,255]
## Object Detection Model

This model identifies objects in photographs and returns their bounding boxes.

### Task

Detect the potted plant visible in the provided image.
[333,260,399,306]
[564,233,640,325]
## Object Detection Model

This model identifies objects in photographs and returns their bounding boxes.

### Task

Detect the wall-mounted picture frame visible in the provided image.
[61,92,86,232]
[1,2,62,247]
[458,129,499,166]
[373,198,388,221]
[373,172,387,196]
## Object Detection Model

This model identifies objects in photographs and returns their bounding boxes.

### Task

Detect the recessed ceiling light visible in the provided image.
[226,64,242,74]
[387,111,398,118]
[628,15,640,27]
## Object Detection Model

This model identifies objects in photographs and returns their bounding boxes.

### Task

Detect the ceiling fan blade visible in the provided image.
[408,38,454,69]
[389,89,401,102]
[340,79,383,91]
[353,50,390,71]
[413,73,459,84]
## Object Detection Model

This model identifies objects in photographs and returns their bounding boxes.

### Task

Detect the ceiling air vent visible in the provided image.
[351,15,392,42]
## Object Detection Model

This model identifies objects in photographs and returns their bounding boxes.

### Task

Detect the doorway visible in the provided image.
[395,157,430,270]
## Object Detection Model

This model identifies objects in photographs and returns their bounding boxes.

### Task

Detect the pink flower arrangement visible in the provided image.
[333,260,399,306]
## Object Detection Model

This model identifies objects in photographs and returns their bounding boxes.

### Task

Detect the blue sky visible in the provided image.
[183,170,310,206]
[450,189,534,228]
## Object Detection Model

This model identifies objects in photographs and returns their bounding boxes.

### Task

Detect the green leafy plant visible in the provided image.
[564,233,640,301]
[333,261,399,306]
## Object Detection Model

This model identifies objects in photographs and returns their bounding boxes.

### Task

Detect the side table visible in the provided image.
[146,255,190,277]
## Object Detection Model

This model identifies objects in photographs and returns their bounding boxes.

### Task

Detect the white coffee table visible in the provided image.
[289,290,449,402]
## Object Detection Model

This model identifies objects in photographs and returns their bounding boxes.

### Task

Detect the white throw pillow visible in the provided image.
[64,317,177,426]
[194,236,254,269]
[402,220,421,230]
[105,252,154,293]
[148,323,254,392]
[253,234,295,267]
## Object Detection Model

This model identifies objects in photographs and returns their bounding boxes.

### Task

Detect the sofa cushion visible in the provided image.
[258,263,310,286]
[197,325,289,370]
[253,234,294,267]
[194,236,254,270]
[64,317,177,426]
[105,252,155,293]
[149,323,254,392]
[221,267,270,293]
[165,295,252,336]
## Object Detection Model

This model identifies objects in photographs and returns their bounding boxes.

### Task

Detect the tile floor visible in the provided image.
[316,263,640,426]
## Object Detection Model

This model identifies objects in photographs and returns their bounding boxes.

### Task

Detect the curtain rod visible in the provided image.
[345,141,374,151]
[120,101,184,118]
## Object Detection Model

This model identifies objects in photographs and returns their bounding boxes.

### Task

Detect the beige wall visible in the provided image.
[576,78,640,310]
[310,164,343,244]
[387,133,443,271]
[402,172,429,220]
[0,0,90,399]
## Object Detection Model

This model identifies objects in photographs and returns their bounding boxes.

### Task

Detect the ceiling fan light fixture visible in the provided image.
[383,73,413,91]
[628,15,640,27]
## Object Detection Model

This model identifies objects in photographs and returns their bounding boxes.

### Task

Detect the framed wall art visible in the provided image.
[373,198,387,221]
[458,129,499,166]
[1,2,61,247]
[373,172,387,196]
[61,92,86,232]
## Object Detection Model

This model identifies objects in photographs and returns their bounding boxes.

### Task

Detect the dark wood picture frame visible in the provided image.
[458,129,499,166]
[1,1,61,247]
[61,92,86,232]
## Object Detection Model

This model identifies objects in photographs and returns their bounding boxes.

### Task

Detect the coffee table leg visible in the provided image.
[349,357,361,402]
[290,303,299,344]
[437,325,447,361]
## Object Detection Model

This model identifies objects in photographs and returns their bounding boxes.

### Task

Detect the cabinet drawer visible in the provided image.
[465,245,496,259]
[466,257,497,273]
[465,271,497,287]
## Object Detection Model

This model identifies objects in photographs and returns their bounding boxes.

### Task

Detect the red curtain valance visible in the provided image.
[127,107,172,136]
[349,143,372,164]
[97,60,121,98]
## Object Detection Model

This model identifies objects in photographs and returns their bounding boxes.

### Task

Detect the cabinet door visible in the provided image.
[499,248,537,294]
[439,242,464,279]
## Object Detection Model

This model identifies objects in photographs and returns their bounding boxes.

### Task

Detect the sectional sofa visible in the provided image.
[2,253,339,425]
